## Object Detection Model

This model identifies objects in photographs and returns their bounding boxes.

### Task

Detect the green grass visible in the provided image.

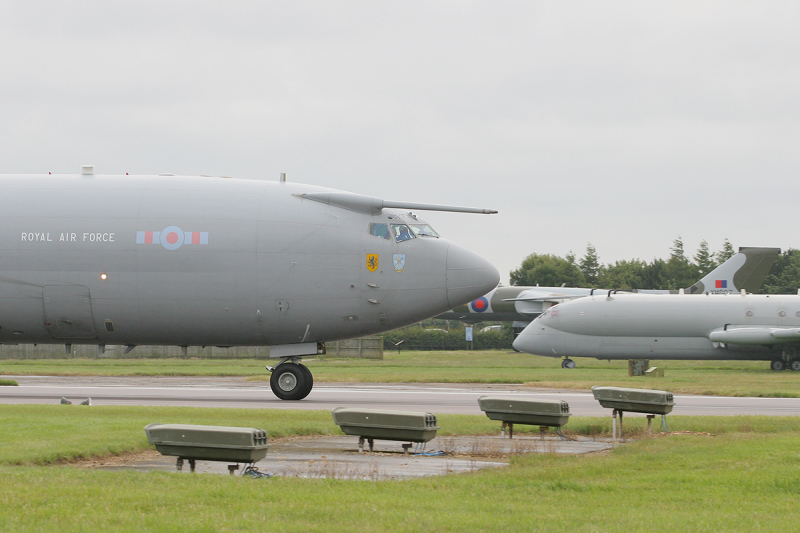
[0,378,16,386]
[0,405,340,465]
[1,406,799,532]
[2,405,789,466]
[0,404,632,465]
[2,351,799,396]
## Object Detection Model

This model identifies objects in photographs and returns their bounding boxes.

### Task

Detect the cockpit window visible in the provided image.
[368,223,390,240]
[409,224,439,237]
[391,223,415,242]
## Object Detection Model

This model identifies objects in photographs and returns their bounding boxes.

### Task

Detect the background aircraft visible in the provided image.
[0,169,499,399]
[436,247,780,336]
[513,291,800,371]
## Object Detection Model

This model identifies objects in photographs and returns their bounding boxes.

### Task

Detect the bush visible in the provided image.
[382,324,514,350]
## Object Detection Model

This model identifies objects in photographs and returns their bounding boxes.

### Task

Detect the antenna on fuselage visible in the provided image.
[280,173,287,182]
[298,191,498,215]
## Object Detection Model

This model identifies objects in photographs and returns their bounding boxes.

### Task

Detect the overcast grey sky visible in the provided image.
[2,1,798,284]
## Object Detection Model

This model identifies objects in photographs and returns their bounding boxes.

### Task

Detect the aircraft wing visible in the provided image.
[709,326,800,345]
[503,289,632,304]
[503,294,587,303]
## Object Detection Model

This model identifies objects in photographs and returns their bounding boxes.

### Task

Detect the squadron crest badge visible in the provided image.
[366,253,379,272]
[393,253,406,272]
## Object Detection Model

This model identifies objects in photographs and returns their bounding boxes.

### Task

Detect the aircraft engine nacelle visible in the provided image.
[708,327,800,346]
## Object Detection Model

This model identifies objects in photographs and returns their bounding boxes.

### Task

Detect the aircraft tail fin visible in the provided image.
[686,247,780,294]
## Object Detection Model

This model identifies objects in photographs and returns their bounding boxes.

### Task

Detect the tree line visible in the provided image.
[510,239,800,294]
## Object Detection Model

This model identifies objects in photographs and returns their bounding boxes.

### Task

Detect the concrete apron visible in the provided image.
[83,435,615,480]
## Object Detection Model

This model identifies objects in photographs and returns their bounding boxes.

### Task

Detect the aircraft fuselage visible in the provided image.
[0,174,499,351]
[513,293,800,362]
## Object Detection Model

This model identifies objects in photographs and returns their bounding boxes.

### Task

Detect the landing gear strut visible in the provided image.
[561,358,576,369]
[773,348,800,372]
[268,361,313,400]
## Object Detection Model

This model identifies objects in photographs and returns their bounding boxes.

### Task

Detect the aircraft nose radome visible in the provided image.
[445,244,500,308]
[512,323,562,355]
[511,330,534,353]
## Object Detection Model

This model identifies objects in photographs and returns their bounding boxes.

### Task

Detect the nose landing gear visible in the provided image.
[561,358,576,369]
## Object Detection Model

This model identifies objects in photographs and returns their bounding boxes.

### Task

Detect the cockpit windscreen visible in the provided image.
[369,214,439,243]
[409,224,439,237]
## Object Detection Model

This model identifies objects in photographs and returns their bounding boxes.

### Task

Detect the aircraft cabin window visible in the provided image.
[391,223,415,242]
[369,223,391,240]
[409,224,439,237]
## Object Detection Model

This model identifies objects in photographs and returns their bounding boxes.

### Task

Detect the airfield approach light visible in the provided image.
[145,423,269,474]
[478,396,571,438]
[332,408,439,453]
[592,386,674,439]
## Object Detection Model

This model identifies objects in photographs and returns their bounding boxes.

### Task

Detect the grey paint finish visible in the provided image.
[513,292,800,362]
[0,174,499,349]
[43,285,96,339]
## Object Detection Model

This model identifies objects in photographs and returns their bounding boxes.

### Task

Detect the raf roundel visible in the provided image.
[470,296,489,313]
[136,227,209,250]
[160,226,185,251]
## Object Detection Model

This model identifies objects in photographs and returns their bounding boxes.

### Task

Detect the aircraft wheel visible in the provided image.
[270,363,310,400]
[790,359,800,371]
[297,364,314,397]
[770,359,787,371]
[562,359,576,369]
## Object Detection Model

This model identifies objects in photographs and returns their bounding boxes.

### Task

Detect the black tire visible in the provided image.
[561,359,576,369]
[790,359,800,371]
[297,364,314,398]
[770,359,787,371]
[270,363,309,400]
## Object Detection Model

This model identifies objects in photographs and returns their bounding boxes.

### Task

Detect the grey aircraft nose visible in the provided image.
[445,243,500,309]
[512,323,565,355]
[511,327,537,354]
